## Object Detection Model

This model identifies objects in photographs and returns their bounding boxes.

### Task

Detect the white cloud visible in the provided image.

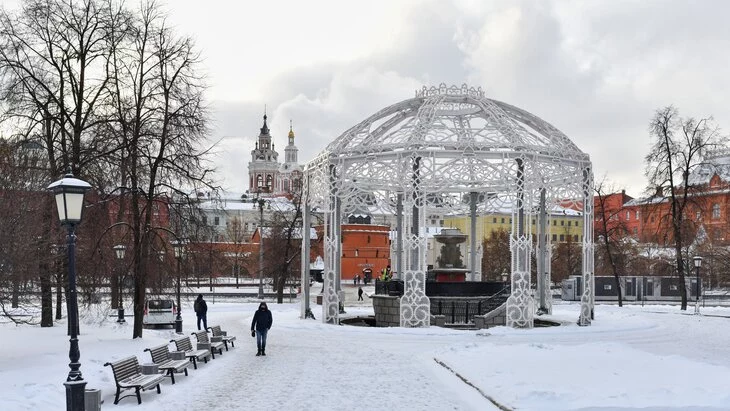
[164,0,730,198]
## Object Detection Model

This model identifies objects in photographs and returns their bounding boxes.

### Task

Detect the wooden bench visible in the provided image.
[170,336,211,369]
[192,330,225,358]
[144,344,190,384]
[104,356,165,405]
[207,325,236,351]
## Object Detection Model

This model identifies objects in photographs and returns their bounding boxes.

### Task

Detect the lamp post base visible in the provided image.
[694,300,701,315]
[175,317,183,334]
[65,379,87,411]
[116,308,125,323]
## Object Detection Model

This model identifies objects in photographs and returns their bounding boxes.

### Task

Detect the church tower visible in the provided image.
[277,121,303,195]
[248,113,280,195]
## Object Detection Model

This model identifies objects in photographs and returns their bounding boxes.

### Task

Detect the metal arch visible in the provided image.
[301,83,595,328]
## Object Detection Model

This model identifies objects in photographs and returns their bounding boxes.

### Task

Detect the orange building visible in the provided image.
[338,224,391,282]
[595,156,730,246]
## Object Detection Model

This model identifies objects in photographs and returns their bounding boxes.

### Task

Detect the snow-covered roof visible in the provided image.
[687,150,730,185]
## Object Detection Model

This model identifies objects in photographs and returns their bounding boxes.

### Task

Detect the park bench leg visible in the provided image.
[114,387,122,405]
[191,358,198,369]
[169,369,176,384]
[136,387,142,404]
[156,383,161,394]
[184,368,188,376]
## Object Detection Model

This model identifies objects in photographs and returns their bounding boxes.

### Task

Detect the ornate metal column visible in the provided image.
[300,195,314,319]
[323,164,340,324]
[400,156,430,327]
[536,188,552,314]
[469,191,478,282]
[579,167,595,325]
[507,158,534,328]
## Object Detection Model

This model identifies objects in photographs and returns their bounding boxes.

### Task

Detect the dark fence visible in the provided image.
[426,281,506,296]
[430,291,509,324]
[375,279,404,296]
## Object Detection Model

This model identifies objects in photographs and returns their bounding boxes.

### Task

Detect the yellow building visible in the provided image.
[444,209,584,244]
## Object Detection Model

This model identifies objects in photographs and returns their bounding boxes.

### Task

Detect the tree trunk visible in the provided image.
[40,267,53,327]
[55,272,63,320]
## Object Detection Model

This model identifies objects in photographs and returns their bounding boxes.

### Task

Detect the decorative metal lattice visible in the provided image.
[302,83,594,328]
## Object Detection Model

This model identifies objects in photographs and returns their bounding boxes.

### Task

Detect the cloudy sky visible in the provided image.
[9,0,730,197]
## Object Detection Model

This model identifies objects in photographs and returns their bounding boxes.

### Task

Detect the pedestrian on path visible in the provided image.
[194,294,208,330]
[358,287,364,301]
[251,302,273,356]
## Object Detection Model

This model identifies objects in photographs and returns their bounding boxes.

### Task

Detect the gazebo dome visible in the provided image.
[327,83,587,168]
[311,83,591,210]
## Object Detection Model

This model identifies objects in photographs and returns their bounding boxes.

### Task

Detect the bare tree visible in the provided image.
[644,106,725,310]
[104,1,214,337]
[593,178,631,306]
[481,228,510,281]
[264,195,303,304]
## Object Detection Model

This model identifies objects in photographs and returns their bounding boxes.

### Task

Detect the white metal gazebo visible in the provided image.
[299,84,595,328]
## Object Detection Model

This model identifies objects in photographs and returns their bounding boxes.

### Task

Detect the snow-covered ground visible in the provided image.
[2,295,730,411]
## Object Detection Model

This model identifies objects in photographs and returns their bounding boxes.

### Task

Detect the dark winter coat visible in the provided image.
[195,297,208,316]
[251,305,273,332]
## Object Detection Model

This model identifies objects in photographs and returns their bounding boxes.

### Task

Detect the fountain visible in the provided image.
[431,228,469,282]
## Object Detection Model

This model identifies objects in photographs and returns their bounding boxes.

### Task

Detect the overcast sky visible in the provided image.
[7,0,730,197]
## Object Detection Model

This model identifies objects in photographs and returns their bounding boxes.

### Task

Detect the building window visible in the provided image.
[633,227,638,235]
[560,220,564,226]
[559,234,565,241]
[202,216,207,225]
[568,221,571,227]
[626,211,630,220]
[501,218,505,223]
[573,235,578,242]
[712,203,721,219]
[576,221,579,227]
[635,210,639,220]
[552,234,557,241]
[214,216,220,226]
[696,211,702,221]
[493,217,497,223]
[553,220,556,226]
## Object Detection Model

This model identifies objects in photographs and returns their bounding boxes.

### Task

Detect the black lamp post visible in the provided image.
[693,256,702,315]
[113,244,126,323]
[257,196,265,300]
[48,172,91,411]
[172,240,186,334]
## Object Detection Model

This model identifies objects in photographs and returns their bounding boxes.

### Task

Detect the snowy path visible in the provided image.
[120,305,497,410]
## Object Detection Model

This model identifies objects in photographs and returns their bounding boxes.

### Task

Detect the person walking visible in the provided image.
[194,294,208,331]
[251,302,273,356]
[358,287,364,301]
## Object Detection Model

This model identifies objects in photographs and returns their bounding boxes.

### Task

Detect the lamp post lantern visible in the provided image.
[172,240,186,334]
[693,256,702,315]
[113,245,126,323]
[48,172,91,411]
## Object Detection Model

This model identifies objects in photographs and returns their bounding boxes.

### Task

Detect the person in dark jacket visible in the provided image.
[194,294,208,330]
[251,302,273,356]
